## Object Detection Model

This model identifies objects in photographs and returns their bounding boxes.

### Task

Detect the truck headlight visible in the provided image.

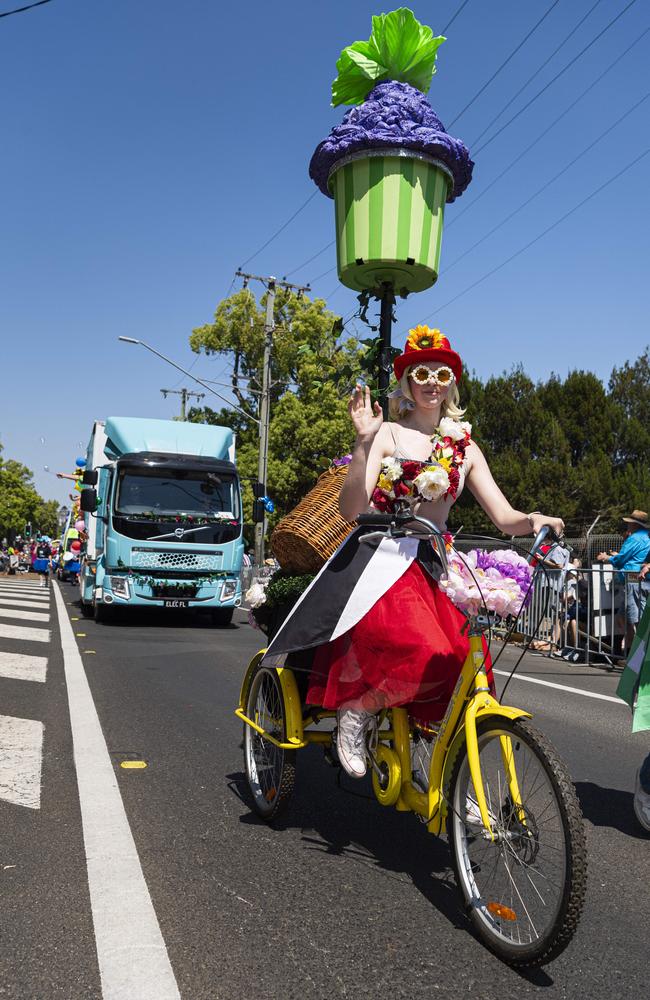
[110,576,130,599]
[220,579,238,602]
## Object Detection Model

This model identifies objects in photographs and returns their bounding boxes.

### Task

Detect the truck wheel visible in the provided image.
[80,601,94,619]
[94,602,113,624]
[211,608,234,627]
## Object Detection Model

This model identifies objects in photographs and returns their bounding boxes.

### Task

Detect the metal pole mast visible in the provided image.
[255,278,275,569]
[235,270,310,570]
[160,387,205,419]
[378,283,395,419]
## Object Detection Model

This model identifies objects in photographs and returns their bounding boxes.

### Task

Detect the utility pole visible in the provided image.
[160,387,205,420]
[236,269,310,569]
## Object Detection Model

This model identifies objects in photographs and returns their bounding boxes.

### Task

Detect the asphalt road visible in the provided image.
[1,577,648,999]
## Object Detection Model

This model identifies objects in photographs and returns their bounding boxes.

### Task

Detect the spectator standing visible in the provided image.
[597,510,650,653]
[33,537,51,588]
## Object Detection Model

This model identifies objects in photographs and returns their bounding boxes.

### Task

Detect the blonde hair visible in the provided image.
[388,367,466,422]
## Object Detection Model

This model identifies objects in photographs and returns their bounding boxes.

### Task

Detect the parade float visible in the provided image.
[265,7,475,591]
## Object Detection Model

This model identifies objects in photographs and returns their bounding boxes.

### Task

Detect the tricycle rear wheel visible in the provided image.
[243,665,296,821]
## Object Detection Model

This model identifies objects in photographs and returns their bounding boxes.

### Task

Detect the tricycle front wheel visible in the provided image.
[448,717,586,967]
[243,665,296,821]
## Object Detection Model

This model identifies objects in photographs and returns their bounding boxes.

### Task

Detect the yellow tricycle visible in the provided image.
[236,518,586,967]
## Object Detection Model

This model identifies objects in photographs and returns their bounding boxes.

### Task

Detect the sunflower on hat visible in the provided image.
[406,325,449,352]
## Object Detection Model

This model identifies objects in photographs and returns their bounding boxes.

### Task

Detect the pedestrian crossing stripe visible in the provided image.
[0,608,50,623]
[0,623,50,643]
[0,651,47,683]
[0,597,51,610]
[0,714,44,809]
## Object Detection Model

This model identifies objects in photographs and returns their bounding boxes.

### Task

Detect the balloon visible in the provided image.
[70,540,82,552]
[75,457,86,468]
[74,519,85,532]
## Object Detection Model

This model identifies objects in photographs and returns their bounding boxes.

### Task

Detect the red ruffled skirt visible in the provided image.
[306,560,493,722]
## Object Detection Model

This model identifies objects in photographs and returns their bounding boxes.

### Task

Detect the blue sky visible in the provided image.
[1,0,648,505]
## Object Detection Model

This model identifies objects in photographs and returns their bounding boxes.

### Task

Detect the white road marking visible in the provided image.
[492,668,625,705]
[0,624,50,643]
[0,583,46,590]
[0,587,50,597]
[0,714,44,809]
[0,652,47,683]
[0,597,51,610]
[0,608,49,623]
[53,583,180,1000]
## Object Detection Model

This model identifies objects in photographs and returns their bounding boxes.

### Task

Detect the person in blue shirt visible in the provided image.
[597,509,650,653]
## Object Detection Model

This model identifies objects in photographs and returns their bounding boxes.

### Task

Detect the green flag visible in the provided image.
[617,601,650,732]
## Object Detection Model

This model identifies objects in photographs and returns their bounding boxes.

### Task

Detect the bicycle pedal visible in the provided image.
[324,731,341,769]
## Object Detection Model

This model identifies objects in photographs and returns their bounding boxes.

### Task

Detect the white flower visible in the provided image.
[245,580,268,608]
[459,421,472,437]
[413,465,450,501]
[438,417,466,441]
[380,457,403,482]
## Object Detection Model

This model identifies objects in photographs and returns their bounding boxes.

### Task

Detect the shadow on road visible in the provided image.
[575,781,648,839]
[66,598,240,630]
[226,760,555,985]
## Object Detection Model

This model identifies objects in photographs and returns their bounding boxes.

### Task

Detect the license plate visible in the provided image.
[163,599,189,608]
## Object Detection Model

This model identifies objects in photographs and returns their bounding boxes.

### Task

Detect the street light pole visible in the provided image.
[117,338,258,425]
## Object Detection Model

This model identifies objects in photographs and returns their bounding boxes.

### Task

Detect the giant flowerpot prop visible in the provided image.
[309,8,473,297]
[329,149,451,293]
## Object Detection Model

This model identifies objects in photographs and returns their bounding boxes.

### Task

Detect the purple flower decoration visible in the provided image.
[309,81,473,203]
[332,454,353,467]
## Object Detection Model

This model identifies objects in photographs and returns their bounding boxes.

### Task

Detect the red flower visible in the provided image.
[371,489,392,512]
[393,479,411,498]
[401,460,422,480]
[448,467,460,496]
[442,436,453,447]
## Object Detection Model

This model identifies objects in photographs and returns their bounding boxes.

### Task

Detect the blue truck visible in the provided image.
[78,416,244,624]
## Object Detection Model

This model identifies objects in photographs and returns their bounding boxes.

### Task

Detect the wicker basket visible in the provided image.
[271,465,356,573]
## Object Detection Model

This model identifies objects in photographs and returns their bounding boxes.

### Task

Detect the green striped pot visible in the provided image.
[328,149,451,295]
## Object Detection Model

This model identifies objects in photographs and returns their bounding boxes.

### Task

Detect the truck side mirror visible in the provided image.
[82,469,98,486]
[80,489,98,513]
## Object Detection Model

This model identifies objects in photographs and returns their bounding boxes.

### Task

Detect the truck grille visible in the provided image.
[131,549,222,571]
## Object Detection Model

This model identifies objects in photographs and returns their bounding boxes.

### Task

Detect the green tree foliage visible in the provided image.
[188,290,364,531]
[188,288,650,540]
[0,448,42,536]
[34,499,61,538]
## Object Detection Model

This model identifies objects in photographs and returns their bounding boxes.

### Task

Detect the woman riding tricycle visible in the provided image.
[237,326,586,967]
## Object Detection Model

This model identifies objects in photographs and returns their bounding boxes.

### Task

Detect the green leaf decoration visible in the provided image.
[331,8,445,107]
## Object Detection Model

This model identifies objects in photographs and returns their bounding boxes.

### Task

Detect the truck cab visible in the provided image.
[79,417,244,624]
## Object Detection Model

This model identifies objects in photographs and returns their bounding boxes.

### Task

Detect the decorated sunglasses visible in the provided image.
[409,364,455,387]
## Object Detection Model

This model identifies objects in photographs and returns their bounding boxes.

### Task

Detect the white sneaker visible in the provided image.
[336,707,375,779]
[634,769,650,833]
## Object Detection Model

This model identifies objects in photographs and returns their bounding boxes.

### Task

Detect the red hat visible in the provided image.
[393,326,463,383]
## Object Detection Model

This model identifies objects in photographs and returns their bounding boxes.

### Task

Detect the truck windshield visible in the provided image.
[115,467,241,520]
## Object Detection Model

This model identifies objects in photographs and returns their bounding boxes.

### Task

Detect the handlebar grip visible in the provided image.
[357,513,395,526]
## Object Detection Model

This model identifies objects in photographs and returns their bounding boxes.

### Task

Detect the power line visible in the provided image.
[0,0,51,17]
[283,239,334,279]
[423,146,650,321]
[442,89,650,275]
[310,262,337,285]
[442,0,471,34]
[446,25,649,231]
[469,0,606,147]
[473,0,640,155]
[238,190,318,269]
[448,0,561,128]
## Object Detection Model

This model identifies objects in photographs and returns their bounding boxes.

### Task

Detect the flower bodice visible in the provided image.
[370,419,471,527]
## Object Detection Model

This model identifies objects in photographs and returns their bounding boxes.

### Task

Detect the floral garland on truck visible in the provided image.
[372,417,471,513]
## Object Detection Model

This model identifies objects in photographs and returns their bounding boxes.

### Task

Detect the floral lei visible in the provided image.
[371,417,472,513]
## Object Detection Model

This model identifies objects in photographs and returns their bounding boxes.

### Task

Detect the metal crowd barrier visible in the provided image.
[517,565,650,667]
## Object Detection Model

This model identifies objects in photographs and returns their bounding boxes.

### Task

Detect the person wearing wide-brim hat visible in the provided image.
[597,509,650,651]
[262,325,565,779]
